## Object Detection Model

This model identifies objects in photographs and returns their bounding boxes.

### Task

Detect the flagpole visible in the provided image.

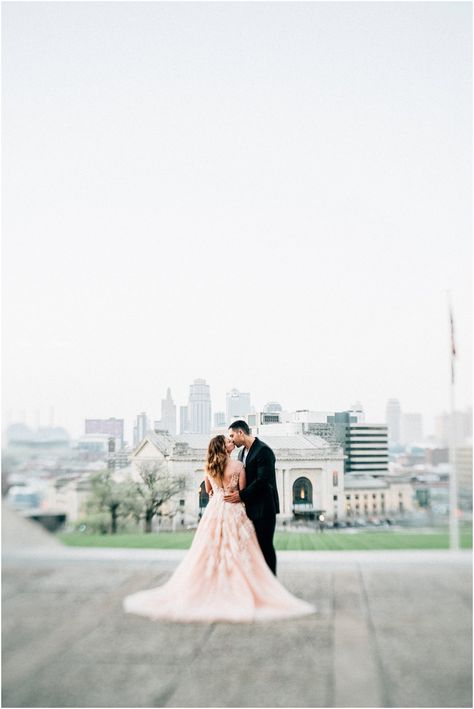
[447,291,459,551]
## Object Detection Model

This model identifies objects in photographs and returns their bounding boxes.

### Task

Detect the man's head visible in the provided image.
[228,420,250,447]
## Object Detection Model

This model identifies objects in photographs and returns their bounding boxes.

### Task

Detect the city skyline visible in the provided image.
[4,387,472,444]
[3,3,472,443]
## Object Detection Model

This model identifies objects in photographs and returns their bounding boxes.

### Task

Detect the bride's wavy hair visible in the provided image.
[205,435,228,481]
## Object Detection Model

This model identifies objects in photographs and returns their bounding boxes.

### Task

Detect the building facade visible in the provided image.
[343,476,415,518]
[344,423,389,476]
[129,432,345,528]
[85,418,124,447]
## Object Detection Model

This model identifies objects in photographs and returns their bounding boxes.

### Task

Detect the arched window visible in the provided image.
[199,481,209,509]
[293,477,313,505]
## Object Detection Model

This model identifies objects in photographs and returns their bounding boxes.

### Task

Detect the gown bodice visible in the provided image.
[207,463,241,497]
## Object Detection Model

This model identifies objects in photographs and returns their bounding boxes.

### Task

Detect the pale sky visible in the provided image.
[2,1,472,442]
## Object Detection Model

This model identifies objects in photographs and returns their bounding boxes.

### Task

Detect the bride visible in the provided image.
[123,434,317,622]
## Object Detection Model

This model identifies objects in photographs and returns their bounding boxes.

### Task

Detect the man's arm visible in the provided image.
[239,448,275,504]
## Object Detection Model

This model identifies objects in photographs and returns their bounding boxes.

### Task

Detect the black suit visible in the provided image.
[238,437,280,575]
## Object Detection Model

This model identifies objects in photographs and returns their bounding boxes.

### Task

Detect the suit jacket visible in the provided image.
[238,437,280,522]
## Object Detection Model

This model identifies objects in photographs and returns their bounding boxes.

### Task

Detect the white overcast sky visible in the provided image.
[2,1,472,441]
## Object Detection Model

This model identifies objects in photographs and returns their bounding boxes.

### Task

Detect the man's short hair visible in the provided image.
[229,420,250,435]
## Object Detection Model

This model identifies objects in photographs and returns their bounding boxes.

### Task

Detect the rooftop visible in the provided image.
[143,432,336,454]
[343,476,389,489]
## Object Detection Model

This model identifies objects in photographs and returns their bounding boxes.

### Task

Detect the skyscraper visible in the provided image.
[263,402,282,413]
[344,422,389,476]
[133,412,148,447]
[160,388,176,435]
[188,379,211,434]
[435,408,472,447]
[349,401,365,422]
[226,388,251,423]
[180,406,189,434]
[386,399,402,447]
[214,411,226,427]
[401,413,423,446]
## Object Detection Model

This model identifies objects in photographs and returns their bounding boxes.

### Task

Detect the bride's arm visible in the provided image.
[238,463,246,491]
[204,474,213,495]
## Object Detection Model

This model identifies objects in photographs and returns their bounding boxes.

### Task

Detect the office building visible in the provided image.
[133,412,148,448]
[401,413,423,446]
[386,399,402,447]
[188,379,211,434]
[226,388,251,423]
[160,388,177,435]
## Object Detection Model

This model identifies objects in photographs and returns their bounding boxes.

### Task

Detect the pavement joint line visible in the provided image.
[327,570,336,709]
[3,548,473,566]
[333,566,384,708]
[357,563,393,709]
[158,622,217,707]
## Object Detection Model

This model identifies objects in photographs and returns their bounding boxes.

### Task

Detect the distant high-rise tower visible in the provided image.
[226,388,251,423]
[214,411,226,427]
[401,413,423,446]
[133,411,148,447]
[435,407,473,447]
[180,406,189,434]
[386,399,402,447]
[263,402,282,413]
[188,379,211,434]
[160,388,176,435]
[349,401,365,422]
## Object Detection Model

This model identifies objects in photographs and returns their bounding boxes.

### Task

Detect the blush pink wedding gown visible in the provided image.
[122,461,317,623]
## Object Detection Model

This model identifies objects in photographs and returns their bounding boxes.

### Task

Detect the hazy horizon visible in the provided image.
[3,2,472,443]
[3,384,473,443]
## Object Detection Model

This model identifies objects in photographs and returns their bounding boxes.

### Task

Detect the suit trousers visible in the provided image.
[252,515,277,576]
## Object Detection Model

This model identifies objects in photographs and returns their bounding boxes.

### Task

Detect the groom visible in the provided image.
[224,420,280,575]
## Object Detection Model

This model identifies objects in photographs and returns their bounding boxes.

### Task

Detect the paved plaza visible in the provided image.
[2,505,472,708]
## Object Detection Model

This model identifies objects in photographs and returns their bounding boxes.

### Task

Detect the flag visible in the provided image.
[449,304,456,384]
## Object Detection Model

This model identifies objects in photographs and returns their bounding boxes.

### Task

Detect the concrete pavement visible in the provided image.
[2,506,472,707]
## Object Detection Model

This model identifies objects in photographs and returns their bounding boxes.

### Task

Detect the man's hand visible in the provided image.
[223,491,241,504]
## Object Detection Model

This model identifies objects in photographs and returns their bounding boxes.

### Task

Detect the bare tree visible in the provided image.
[87,469,128,534]
[133,460,187,533]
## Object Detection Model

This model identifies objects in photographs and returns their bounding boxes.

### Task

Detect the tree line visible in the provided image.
[81,461,188,534]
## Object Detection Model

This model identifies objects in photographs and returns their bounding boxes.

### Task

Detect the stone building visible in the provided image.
[130,431,346,527]
[343,476,415,519]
